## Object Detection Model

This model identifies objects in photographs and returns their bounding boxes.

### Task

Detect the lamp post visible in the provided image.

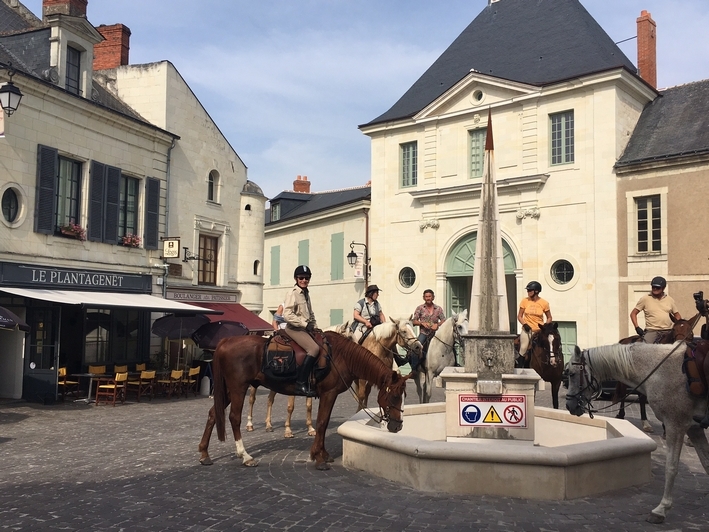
[0,62,23,116]
[346,241,369,287]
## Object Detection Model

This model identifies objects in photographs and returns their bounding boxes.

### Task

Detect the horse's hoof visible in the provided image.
[326,456,334,463]
[646,513,664,524]
[642,422,654,433]
[308,429,316,437]
[266,426,274,433]
[243,459,259,467]
[316,461,330,471]
[199,457,213,466]
[246,426,254,432]
[284,432,294,439]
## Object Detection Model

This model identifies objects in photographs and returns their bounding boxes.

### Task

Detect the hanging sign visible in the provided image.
[459,394,527,428]
[163,238,180,259]
[352,252,365,279]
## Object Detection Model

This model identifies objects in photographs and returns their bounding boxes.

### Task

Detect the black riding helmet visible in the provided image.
[651,276,666,289]
[293,265,312,279]
[525,281,542,293]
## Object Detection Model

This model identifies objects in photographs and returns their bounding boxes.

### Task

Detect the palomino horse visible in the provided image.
[566,342,709,524]
[413,310,469,404]
[615,313,697,432]
[243,322,351,439]
[517,322,564,409]
[356,318,422,410]
[198,331,408,470]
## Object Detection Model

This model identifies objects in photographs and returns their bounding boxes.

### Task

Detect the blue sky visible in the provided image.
[24,1,709,200]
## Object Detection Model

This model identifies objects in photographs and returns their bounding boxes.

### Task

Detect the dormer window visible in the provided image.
[65,46,81,95]
[270,203,280,222]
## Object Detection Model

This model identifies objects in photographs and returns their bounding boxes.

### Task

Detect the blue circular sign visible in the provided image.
[462,404,481,424]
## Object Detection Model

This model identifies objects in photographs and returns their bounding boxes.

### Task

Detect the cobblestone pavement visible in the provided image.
[1,380,708,531]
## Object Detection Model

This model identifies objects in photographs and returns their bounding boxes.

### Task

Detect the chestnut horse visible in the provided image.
[198,331,408,470]
[615,313,697,431]
[517,322,564,409]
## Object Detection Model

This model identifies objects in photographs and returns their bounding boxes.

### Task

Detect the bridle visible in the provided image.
[431,316,465,352]
[565,349,602,418]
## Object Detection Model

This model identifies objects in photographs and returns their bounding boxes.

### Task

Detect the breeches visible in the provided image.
[283,327,319,357]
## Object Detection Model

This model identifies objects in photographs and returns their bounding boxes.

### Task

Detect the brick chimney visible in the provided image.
[93,24,131,70]
[293,175,311,193]
[42,0,87,19]
[636,10,657,88]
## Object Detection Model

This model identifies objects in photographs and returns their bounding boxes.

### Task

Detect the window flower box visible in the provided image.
[59,223,86,241]
[122,233,141,248]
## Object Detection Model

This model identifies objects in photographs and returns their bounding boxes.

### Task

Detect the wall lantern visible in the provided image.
[0,63,23,116]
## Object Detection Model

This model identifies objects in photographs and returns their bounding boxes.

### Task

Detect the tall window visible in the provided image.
[65,46,81,95]
[198,234,218,285]
[118,176,139,239]
[470,128,486,178]
[550,111,574,165]
[207,170,219,202]
[636,195,661,253]
[401,142,417,187]
[56,157,81,229]
[270,202,281,222]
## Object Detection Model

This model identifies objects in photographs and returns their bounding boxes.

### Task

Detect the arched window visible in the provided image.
[207,170,220,202]
[253,260,260,275]
[245,204,251,211]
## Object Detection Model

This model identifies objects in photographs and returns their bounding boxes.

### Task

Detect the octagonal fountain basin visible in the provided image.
[338,403,656,500]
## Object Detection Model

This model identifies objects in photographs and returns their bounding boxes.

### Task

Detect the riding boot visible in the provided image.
[295,356,317,397]
[408,353,419,372]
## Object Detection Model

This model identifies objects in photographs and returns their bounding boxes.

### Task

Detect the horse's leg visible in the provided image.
[363,382,373,410]
[246,386,257,432]
[614,383,626,420]
[265,390,276,432]
[639,394,653,433]
[686,424,709,473]
[413,370,424,404]
[228,386,258,467]
[284,395,295,438]
[648,422,685,523]
[310,390,338,470]
[305,397,316,436]
[198,404,217,465]
[551,380,561,409]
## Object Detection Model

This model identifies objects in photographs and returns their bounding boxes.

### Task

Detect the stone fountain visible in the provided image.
[338,111,655,499]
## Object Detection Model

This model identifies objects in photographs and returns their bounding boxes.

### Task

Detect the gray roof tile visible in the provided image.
[266,187,370,225]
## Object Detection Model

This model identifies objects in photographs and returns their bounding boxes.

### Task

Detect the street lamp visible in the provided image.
[347,241,370,287]
[0,62,23,116]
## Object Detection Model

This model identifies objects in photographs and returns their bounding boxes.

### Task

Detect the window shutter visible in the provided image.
[330,232,344,281]
[34,145,58,234]
[144,177,160,250]
[88,161,106,242]
[270,246,280,286]
[104,165,121,243]
[298,239,309,266]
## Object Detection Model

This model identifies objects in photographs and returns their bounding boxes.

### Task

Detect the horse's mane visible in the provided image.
[371,321,396,341]
[587,342,679,381]
[437,310,467,338]
[325,331,393,389]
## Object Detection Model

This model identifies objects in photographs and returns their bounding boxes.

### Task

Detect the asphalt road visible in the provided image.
[0,380,708,531]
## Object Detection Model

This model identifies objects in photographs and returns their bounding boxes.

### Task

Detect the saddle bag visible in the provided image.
[682,348,707,397]
[262,336,297,381]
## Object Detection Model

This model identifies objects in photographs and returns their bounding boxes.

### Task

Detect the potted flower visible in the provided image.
[59,222,86,241]
[122,233,141,248]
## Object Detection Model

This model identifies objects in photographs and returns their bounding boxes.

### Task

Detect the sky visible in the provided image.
[23,0,709,201]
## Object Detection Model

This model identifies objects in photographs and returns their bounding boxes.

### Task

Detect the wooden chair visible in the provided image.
[88,365,106,375]
[58,367,79,400]
[126,370,156,402]
[113,365,128,373]
[95,372,128,406]
[182,367,201,397]
[156,369,184,398]
[135,363,146,372]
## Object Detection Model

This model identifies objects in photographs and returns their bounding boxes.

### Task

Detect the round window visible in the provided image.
[2,188,19,223]
[551,259,574,284]
[399,267,416,289]
[473,89,484,102]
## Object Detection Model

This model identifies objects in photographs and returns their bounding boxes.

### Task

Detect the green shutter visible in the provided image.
[270,245,280,286]
[556,321,577,364]
[298,239,309,266]
[330,232,344,281]
[330,309,344,327]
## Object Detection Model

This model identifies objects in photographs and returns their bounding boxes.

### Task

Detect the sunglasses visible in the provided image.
[297,276,311,281]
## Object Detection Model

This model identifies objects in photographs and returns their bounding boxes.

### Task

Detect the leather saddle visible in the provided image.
[263,331,330,381]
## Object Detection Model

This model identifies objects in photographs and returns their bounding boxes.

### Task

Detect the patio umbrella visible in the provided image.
[0,306,30,332]
[192,321,248,350]
[151,313,210,340]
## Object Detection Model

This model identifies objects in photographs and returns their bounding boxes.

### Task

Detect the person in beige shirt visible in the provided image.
[630,276,681,344]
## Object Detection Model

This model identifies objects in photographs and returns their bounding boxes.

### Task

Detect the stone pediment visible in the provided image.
[415,72,538,121]
[46,14,103,44]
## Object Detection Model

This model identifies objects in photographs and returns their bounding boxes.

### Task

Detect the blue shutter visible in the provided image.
[104,165,121,243]
[34,145,57,235]
[88,161,105,242]
[144,177,160,250]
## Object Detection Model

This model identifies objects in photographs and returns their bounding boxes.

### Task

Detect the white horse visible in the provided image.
[566,341,709,524]
[413,309,469,404]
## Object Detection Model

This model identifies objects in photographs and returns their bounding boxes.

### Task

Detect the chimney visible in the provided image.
[42,0,87,19]
[93,24,131,70]
[293,175,311,194]
[636,10,657,88]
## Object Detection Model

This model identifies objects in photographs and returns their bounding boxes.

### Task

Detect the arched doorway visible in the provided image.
[446,232,517,332]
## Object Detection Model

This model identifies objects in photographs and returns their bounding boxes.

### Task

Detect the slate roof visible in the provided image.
[616,79,709,168]
[266,186,371,226]
[363,0,636,127]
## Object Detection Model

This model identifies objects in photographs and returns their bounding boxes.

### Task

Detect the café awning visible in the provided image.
[0,287,220,314]
[189,302,272,332]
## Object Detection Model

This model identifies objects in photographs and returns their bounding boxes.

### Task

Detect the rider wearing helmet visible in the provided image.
[630,276,681,344]
[518,281,552,333]
[282,265,319,396]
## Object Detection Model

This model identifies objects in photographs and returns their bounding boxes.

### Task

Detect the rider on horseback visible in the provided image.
[351,284,386,343]
[517,281,554,364]
[630,276,681,344]
[410,289,445,371]
[282,265,319,397]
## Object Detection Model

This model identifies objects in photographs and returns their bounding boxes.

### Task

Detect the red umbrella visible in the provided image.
[192,321,248,350]
[0,306,30,332]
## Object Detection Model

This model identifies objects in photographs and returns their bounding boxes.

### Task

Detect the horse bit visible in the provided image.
[565,349,601,418]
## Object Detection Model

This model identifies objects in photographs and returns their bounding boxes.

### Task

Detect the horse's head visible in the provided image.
[452,309,469,342]
[565,345,598,417]
[671,313,697,342]
[377,372,408,433]
[390,316,422,357]
[536,322,561,359]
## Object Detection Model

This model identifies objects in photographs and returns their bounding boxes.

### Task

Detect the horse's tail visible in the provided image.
[213,349,228,442]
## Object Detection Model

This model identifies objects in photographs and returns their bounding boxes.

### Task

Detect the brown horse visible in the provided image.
[197,331,408,470]
[516,322,564,409]
[615,313,697,431]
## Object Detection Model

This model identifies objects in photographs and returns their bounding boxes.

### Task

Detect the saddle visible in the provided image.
[682,341,709,397]
[262,331,330,382]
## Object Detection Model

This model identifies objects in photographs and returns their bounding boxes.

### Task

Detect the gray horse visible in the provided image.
[566,341,709,524]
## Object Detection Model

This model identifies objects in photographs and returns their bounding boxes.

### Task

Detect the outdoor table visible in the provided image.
[71,373,110,404]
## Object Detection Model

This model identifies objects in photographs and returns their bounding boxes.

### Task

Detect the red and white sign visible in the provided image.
[458,394,527,428]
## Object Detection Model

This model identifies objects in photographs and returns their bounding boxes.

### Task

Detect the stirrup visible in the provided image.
[295,382,317,398]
